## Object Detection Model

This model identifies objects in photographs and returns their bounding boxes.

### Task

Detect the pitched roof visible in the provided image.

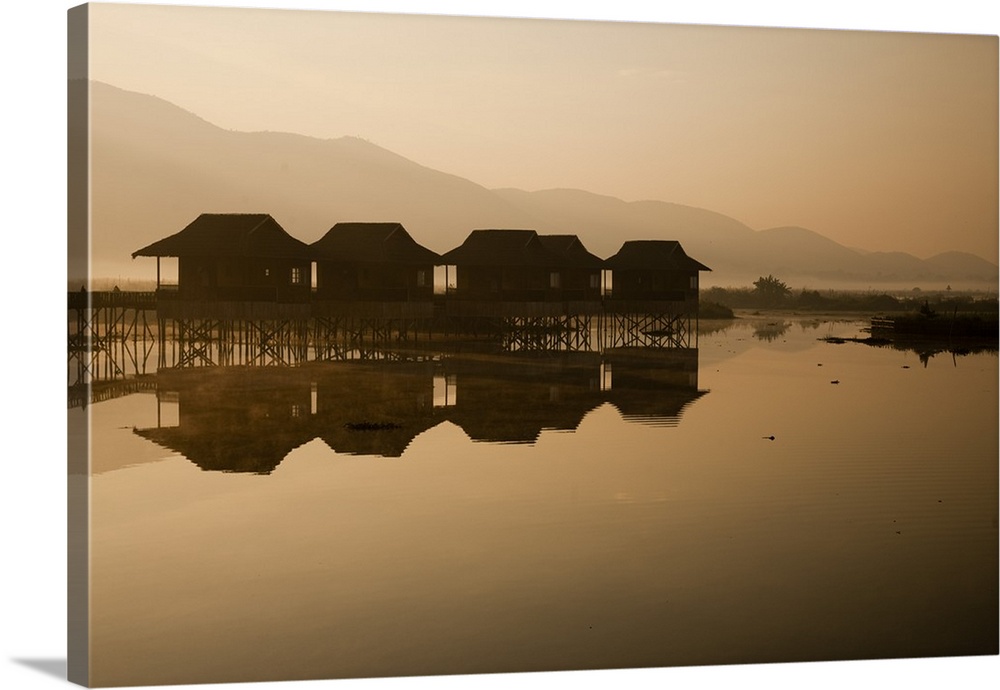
[440,229,560,267]
[604,240,711,272]
[310,222,439,264]
[132,214,312,260]
[537,235,605,269]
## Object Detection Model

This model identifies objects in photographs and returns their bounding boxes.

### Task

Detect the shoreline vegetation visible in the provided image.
[699,277,998,352]
[700,276,996,319]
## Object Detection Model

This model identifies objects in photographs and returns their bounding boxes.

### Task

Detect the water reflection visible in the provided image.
[133,349,705,473]
[752,320,791,342]
[86,314,998,685]
[820,333,999,367]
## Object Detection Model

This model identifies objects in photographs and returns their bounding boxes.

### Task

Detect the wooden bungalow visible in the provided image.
[604,240,711,302]
[440,229,567,302]
[310,222,439,301]
[131,213,313,303]
[536,234,605,301]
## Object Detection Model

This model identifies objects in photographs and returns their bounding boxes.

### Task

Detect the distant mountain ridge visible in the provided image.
[84,80,998,287]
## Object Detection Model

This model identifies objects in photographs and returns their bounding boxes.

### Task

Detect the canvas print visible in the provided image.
[67,3,998,687]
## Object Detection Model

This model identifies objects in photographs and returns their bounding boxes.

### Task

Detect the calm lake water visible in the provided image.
[75,316,998,686]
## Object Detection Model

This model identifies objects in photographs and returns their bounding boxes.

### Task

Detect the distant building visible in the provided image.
[604,240,710,302]
[131,213,312,303]
[310,222,439,301]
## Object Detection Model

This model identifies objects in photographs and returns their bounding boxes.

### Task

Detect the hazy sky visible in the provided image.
[87,1,998,261]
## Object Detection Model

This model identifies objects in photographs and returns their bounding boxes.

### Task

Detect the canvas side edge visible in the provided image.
[67,4,91,687]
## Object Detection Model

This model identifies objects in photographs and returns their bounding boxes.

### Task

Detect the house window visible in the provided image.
[291,267,303,284]
[689,275,698,290]
[264,268,271,278]
[549,272,561,289]
[589,273,600,289]
[416,270,427,287]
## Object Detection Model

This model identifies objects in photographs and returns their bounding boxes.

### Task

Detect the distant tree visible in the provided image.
[796,289,827,309]
[752,274,791,305]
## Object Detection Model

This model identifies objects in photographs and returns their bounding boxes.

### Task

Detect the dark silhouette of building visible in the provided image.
[440,229,566,302]
[311,222,439,301]
[122,216,711,352]
[132,213,313,303]
[604,240,710,302]
[537,234,605,302]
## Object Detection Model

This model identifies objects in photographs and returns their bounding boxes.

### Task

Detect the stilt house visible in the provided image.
[442,229,587,302]
[604,241,710,302]
[310,222,439,301]
[537,234,605,301]
[131,213,313,303]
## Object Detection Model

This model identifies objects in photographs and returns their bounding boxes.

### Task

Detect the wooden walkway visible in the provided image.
[68,291,703,395]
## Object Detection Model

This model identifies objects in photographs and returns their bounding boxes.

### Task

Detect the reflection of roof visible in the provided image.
[447,403,602,445]
[132,213,312,260]
[129,351,709,469]
[132,365,315,474]
[134,426,313,474]
[441,229,558,267]
[606,389,708,426]
[537,235,605,269]
[601,348,705,425]
[311,222,440,264]
[439,353,605,444]
[317,418,442,458]
[604,240,711,272]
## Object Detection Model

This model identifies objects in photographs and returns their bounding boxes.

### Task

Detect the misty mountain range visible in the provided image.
[82,80,997,287]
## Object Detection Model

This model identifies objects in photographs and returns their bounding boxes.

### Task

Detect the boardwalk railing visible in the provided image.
[68,290,158,310]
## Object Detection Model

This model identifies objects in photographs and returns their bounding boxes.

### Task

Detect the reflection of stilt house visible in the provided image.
[132,214,315,367]
[602,240,710,349]
[439,353,606,444]
[309,222,440,349]
[310,361,442,457]
[134,367,315,474]
[129,351,707,469]
[601,348,706,425]
[440,230,602,350]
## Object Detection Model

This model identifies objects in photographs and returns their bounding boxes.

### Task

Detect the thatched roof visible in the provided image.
[440,229,558,267]
[604,240,711,272]
[132,213,312,260]
[311,222,439,264]
[537,235,605,269]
